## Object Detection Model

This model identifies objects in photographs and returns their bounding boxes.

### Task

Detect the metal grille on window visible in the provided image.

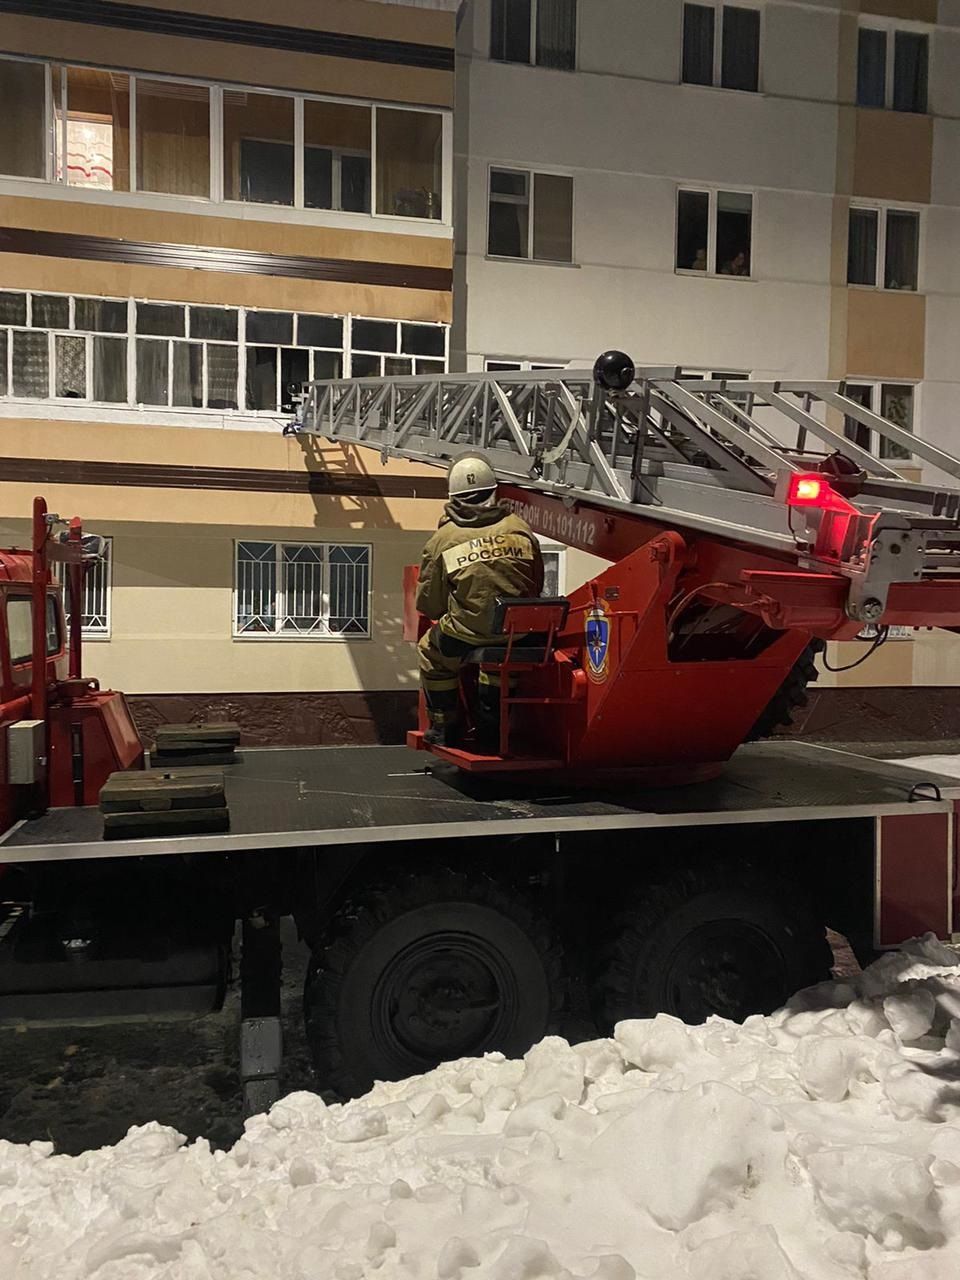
[328,546,370,635]
[82,540,110,633]
[282,544,324,634]
[236,541,278,634]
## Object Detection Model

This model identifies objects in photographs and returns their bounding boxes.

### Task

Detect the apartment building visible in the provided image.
[0,0,457,742]
[453,0,960,733]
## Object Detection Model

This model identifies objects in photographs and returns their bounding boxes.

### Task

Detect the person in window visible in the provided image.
[691,248,707,271]
[415,453,544,748]
[720,250,749,277]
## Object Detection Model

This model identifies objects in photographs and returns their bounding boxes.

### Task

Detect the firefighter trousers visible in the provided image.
[417,624,504,696]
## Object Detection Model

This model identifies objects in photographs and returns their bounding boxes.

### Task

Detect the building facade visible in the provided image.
[453,0,960,731]
[0,0,458,741]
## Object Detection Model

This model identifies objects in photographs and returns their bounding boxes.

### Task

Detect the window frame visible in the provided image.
[0,289,448,411]
[856,20,929,114]
[846,202,922,293]
[486,165,576,265]
[490,0,579,71]
[0,54,452,229]
[484,358,566,371]
[675,185,756,279]
[842,378,919,462]
[232,539,373,641]
[680,2,763,94]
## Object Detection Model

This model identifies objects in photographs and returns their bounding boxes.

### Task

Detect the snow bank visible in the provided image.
[5,936,960,1279]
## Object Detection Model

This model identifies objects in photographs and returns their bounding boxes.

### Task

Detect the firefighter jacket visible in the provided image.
[416,498,545,642]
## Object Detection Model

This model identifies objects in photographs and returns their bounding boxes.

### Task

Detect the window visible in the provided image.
[844,382,915,461]
[0,291,443,406]
[857,26,927,113]
[375,108,443,220]
[485,359,565,371]
[682,4,759,92]
[223,90,295,205]
[304,100,371,213]
[54,67,131,191]
[488,168,573,263]
[539,546,564,597]
[491,0,577,70]
[137,79,210,198]
[234,541,371,637]
[0,57,45,179]
[676,189,752,276]
[6,595,60,665]
[847,206,919,290]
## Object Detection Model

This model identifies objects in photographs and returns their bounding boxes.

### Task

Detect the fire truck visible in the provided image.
[3,355,960,1114]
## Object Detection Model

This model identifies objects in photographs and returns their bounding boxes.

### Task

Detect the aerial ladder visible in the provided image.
[292,351,960,783]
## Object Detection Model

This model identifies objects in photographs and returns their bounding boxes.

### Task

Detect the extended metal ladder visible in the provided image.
[293,366,960,567]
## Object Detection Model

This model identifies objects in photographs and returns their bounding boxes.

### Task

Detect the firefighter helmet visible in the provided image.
[448,453,497,499]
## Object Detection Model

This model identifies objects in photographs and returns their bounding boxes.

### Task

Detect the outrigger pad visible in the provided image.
[99,769,230,839]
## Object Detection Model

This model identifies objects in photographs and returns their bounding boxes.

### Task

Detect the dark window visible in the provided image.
[93,336,127,402]
[280,348,309,411]
[488,168,530,258]
[487,361,523,371]
[352,319,397,353]
[716,192,752,274]
[682,4,715,85]
[857,28,886,107]
[0,292,27,325]
[893,31,928,114]
[677,190,709,271]
[12,330,48,397]
[172,342,203,408]
[533,172,573,262]
[136,338,169,404]
[880,383,913,460]
[206,345,238,409]
[351,353,381,377]
[417,358,445,375]
[847,208,878,285]
[238,139,294,206]
[385,357,413,376]
[224,91,294,205]
[246,311,293,345]
[721,6,760,92]
[55,334,86,398]
[303,100,371,213]
[884,210,919,291]
[0,58,45,179]
[843,383,873,451]
[136,302,185,337]
[298,315,343,348]
[312,350,343,380]
[190,306,238,341]
[75,298,127,333]
[401,323,445,357]
[246,347,278,410]
[537,0,577,70]
[32,295,70,329]
[491,0,531,63]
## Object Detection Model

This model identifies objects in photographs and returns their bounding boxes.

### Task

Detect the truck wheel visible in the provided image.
[303,870,565,1098]
[595,863,833,1032]
[747,640,824,740]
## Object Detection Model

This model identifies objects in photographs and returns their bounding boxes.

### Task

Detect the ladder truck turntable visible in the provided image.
[4,353,960,1112]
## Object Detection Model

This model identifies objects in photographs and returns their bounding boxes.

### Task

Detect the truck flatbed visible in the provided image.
[3,741,958,864]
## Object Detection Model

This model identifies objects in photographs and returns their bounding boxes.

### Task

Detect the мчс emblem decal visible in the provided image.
[584,603,609,682]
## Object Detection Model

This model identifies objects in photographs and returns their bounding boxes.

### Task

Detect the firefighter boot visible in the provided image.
[474,679,502,753]
[423,687,461,747]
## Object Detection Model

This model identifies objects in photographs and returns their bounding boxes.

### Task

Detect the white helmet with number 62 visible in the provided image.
[448,453,497,500]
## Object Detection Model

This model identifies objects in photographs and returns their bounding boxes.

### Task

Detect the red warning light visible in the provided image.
[791,476,824,504]
[784,471,860,517]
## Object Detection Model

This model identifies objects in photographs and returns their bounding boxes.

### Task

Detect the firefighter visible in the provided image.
[416,453,544,747]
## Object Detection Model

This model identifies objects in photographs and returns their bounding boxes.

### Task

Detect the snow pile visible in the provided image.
[5,938,960,1278]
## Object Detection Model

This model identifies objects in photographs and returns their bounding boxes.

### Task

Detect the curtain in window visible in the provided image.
[721,6,760,92]
[533,173,573,262]
[880,384,913,461]
[857,29,886,107]
[537,0,577,70]
[884,211,919,291]
[847,208,878,285]
[682,4,714,85]
[893,32,928,114]
[491,0,531,63]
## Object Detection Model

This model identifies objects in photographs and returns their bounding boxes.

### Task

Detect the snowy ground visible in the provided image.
[2,936,960,1279]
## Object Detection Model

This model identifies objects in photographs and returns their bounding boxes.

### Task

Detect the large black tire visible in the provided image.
[747,640,825,741]
[594,861,833,1033]
[304,869,565,1099]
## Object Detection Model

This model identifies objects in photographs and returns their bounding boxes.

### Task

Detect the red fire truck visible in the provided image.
[3,357,960,1114]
